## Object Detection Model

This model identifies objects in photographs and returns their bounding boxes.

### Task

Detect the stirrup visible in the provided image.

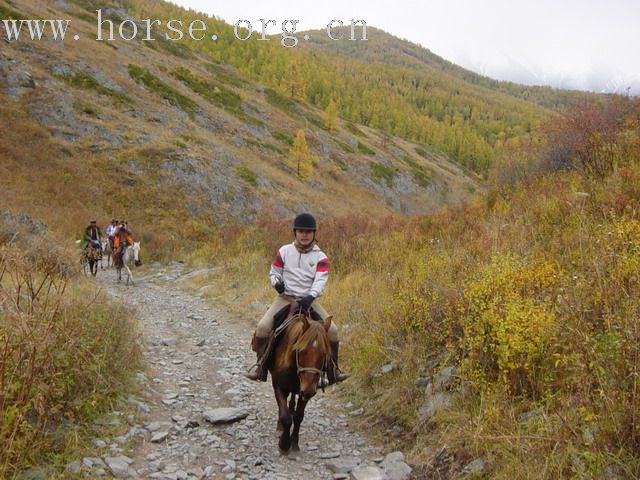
[318,374,329,389]
[327,364,349,385]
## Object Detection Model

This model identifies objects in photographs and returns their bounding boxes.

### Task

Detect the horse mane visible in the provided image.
[275,315,330,371]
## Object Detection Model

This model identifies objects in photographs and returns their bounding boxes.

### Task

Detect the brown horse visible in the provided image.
[270,309,332,454]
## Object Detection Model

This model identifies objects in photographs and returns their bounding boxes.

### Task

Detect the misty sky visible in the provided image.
[169,0,640,94]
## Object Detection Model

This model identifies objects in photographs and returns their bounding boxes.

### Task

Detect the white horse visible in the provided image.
[116,242,140,285]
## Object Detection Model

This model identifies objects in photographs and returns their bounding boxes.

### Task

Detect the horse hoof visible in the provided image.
[278,447,290,456]
[291,444,300,452]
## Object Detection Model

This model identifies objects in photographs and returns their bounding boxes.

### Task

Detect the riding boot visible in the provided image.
[327,341,349,385]
[246,336,270,382]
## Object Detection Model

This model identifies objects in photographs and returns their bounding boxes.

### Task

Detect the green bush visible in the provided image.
[128,65,198,119]
[236,165,258,186]
[272,130,293,146]
[357,141,375,155]
[335,139,355,154]
[56,71,131,104]
[172,67,263,125]
[346,122,366,137]
[370,161,397,187]
[0,4,27,19]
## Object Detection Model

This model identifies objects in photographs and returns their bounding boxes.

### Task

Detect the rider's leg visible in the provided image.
[246,295,292,381]
[312,302,348,384]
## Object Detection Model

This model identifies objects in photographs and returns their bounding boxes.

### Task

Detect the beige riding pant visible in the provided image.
[255,294,339,342]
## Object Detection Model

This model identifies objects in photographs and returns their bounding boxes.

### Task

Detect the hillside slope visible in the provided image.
[1,0,484,250]
[1,0,606,253]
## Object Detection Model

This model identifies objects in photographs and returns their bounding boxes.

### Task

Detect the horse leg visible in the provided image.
[291,395,308,452]
[277,395,297,432]
[125,264,133,286]
[274,387,292,454]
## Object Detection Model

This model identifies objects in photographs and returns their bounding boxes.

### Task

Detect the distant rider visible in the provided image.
[81,220,102,252]
[105,218,118,248]
[113,222,134,268]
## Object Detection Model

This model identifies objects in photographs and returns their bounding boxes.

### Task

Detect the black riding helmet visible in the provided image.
[293,213,317,231]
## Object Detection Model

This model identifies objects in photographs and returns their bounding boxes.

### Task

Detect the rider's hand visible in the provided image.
[299,295,315,311]
[274,281,285,294]
[288,301,302,315]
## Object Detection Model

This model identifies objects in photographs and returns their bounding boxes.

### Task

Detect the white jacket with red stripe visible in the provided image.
[269,242,330,299]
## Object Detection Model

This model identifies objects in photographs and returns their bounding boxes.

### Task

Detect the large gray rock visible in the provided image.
[462,458,485,476]
[350,466,387,480]
[434,366,457,390]
[103,456,137,478]
[150,431,169,443]
[145,421,172,432]
[383,452,405,464]
[418,388,453,422]
[383,462,412,480]
[17,468,47,480]
[380,363,394,374]
[203,407,249,424]
[326,456,361,473]
[382,451,412,480]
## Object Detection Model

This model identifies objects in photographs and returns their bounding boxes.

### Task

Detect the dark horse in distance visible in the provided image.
[269,306,332,454]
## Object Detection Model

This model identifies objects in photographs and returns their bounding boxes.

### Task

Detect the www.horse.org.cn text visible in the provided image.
[0,10,368,47]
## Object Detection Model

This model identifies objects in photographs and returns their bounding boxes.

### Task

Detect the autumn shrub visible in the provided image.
[188,98,640,475]
[0,237,140,477]
[458,254,561,397]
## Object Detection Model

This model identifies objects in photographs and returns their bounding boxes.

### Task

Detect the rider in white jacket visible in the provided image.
[246,213,348,384]
[269,243,329,299]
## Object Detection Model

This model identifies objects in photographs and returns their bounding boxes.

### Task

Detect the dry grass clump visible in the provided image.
[0,235,140,477]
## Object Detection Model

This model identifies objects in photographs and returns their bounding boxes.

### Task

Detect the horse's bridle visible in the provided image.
[284,310,329,394]
[295,349,326,377]
[295,348,329,393]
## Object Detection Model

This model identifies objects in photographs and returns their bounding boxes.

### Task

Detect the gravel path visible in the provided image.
[86,262,411,480]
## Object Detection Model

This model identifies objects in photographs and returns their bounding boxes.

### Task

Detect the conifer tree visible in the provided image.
[288,129,313,179]
[325,99,339,132]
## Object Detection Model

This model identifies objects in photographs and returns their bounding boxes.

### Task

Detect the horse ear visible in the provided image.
[323,315,333,333]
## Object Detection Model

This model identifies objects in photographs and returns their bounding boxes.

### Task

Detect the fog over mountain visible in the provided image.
[171,0,640,95]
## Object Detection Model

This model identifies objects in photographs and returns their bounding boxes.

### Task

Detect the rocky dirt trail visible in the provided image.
[83,262,413,480]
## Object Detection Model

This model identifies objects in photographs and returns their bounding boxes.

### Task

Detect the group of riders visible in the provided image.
[81,213,347,386]
[80,218,135,268]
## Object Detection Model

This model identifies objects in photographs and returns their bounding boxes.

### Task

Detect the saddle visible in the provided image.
[250,303,323,380]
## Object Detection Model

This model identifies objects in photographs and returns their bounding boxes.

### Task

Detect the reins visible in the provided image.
[290,311,330,393]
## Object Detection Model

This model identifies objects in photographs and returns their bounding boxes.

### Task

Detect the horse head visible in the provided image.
[295,315,332,401]
[133,242,141,264]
